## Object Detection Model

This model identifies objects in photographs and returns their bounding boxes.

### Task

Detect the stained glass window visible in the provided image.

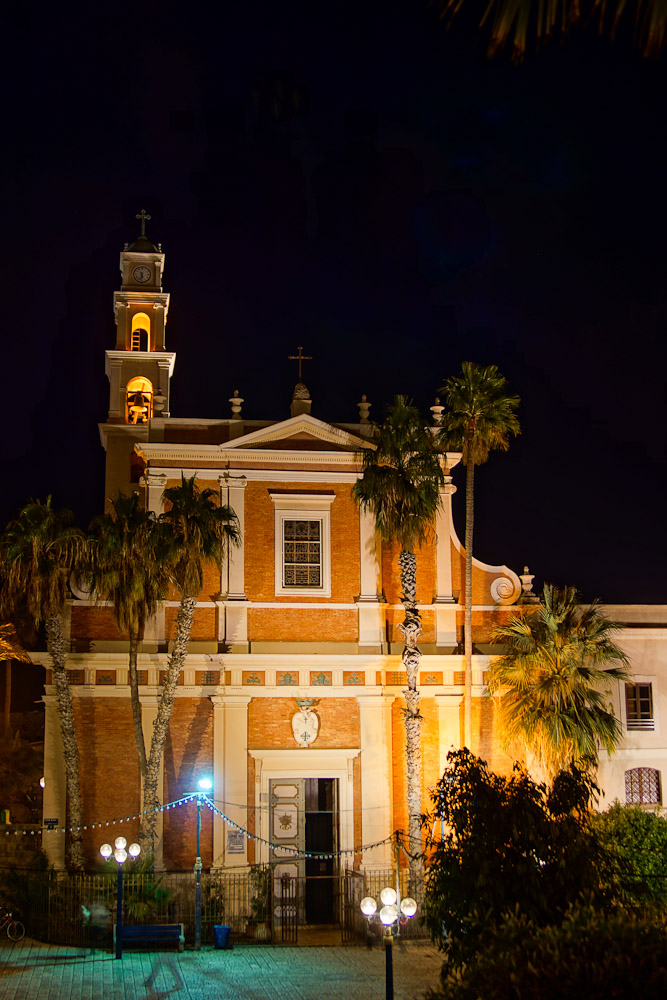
[283,519,321,587]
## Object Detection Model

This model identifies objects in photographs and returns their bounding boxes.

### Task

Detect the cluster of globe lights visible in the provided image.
[100,837,141,863]
[360,887,417,925]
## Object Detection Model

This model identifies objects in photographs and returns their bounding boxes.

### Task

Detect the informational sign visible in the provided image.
[227,829,245,854]
[44,818,59,829]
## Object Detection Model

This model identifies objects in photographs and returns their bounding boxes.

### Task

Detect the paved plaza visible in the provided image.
[0,938,443,999]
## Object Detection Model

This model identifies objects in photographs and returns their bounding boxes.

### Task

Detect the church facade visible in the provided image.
[38,223,667,888]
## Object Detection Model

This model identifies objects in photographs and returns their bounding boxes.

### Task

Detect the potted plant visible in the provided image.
[249,867,271,941]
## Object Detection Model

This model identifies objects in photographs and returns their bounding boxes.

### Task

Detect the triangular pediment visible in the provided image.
[219,415,372,453]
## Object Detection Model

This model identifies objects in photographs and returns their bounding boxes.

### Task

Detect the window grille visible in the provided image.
[625,767,661,805]
[283,519,321,587]
[625,683,655,731]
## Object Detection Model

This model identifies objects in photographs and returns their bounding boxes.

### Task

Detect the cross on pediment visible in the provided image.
[288,346,312,381]
[136,209,151,236]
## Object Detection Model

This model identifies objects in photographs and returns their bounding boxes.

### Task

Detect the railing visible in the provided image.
[0,865,428,947]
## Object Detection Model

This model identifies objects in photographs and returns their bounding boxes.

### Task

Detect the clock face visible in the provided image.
[132,265,151,283]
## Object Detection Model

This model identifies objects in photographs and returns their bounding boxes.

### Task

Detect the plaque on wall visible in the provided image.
[227,829,245,854]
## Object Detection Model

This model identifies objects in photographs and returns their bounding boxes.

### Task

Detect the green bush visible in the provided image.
[430,904,667,1000]
[423,750,603,969]
[594,802,667,909]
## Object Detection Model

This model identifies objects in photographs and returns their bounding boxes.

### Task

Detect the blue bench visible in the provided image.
[114,923,185,951]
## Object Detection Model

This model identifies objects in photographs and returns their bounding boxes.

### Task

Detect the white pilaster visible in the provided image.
[143,471,168,515]
[435,479,456,603]
[435,693,462,775]
[42,695,66,870]
[357,695,395,867]
[225,475,247,600]
[141,695,165,870]
[435,479,457,646]
[358,508,379,599]
[212,696,251,868]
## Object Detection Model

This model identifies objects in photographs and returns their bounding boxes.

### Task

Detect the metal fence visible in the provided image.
[0,865,428,948]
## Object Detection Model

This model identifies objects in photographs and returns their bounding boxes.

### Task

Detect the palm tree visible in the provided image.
[488,584,630,778]
[0,499,86,869]
[439,362,520,751]
[352,396,445,892]
[87,493,169,780]
[0,623,31,736]
[141,475,241,855]
[438,0,666,61]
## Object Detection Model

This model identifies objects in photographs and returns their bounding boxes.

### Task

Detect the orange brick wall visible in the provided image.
[162,699,214,870]
[248,608,358,643]
[71,606,128,641]
[248,698,360,749]
[244,481,360,602]
[165,606,216,642]
[75,698,141,865]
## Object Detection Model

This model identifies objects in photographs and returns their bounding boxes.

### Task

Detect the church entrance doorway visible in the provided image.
[270,777,339,929]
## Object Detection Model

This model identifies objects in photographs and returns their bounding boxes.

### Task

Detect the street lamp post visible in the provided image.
[360,888,417,1000]
[194,777,212,951]
[100,837,141,960]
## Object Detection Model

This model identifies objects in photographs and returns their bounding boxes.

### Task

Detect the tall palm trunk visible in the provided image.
[44,615,85,870]
[3,661,10,735]
[128,626,147,780]
[398,548,423,895]
[464,430,475,750]
[141,596,196,857]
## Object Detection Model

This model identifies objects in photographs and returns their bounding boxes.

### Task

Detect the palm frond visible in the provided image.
[438,362,520,467]
[488,583,630,776]
[352,396,445,551]
[437,0,667,61]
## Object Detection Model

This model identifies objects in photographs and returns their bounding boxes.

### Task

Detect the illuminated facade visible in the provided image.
[38,225,667,888]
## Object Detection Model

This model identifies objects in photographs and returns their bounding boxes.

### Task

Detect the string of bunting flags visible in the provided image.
[3,793,395,861]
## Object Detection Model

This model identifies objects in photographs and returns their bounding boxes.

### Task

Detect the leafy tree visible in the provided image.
[594,801,667,908]
[429,904,667,1000]
[141,475,240,855]
[0,623,31,736]
[438,363,520,750]
[488,584,630,778]
[437,0,666,61]
[86,493,169,780]
[0,499,86,869]
[352,396,445,892]
[423,748,601,969]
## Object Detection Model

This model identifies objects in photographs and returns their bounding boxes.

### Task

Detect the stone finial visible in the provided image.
[519,566,539,603]
[290,382,312,417]
[430,397,444,426]
[357,393,371,423]
[229,389,244,418]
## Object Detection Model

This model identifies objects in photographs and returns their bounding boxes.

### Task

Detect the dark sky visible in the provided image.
[2,2,665,603]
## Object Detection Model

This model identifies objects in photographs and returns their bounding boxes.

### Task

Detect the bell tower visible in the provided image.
[100,211,176,502]
[105,210,175,424]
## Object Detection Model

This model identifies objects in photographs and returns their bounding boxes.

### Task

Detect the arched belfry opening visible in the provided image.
[126,376,153,424]
[130,311,151,352]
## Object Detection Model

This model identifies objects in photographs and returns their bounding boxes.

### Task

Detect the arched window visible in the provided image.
[625,767,661,805]
[126,376,153,424]
[130,311,151,352]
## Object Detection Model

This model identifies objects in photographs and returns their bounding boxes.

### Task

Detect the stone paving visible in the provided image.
[0,938,443,999]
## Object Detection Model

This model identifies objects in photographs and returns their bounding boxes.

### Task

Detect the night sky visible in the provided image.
[3,2,665,603]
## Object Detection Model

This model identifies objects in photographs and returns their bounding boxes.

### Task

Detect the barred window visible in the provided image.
[625,683,654,731]
[625,767,661,805]
[283,519,321,588]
